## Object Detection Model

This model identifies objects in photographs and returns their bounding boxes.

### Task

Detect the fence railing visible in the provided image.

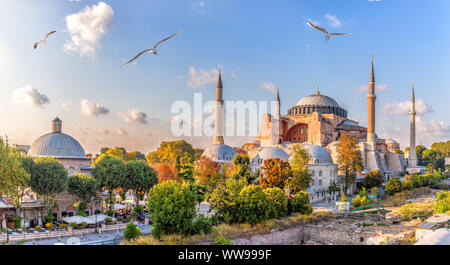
[0,223,128,243]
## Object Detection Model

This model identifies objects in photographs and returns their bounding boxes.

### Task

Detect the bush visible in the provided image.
[292,192,313,215]
[105,217,113,224]
[77,212,87,217]
[81,222,88,228]
[352,195,372,208]
[208,177,247,223]
[263,188,288,218]
[60,224,68,230]
[395,203,434,221]
[236,185,274,225]
[12,216,23,229]
[341,192,347,202]
[70,222,77,229]
[21,226,27,232]
[133,205,143,216]
[434,191,450,214]
[213,236,234,245]
[147,180,197,238]
[45,215,54,224]
[116,217,123,223]
[106,210,115,217]
[35,226,42,231]
[123,223,142,241]
[190,214,213,235]
[386,177,402,195]
[1,227,6,233]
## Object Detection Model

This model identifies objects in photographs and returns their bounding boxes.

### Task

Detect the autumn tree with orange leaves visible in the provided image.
[336,134,363,195]
[151,163,181,183]
[193,157,220,185]
[260,158,292,190]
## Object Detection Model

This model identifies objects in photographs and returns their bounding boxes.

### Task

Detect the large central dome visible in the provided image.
[295,93,340,108]
[288,90,347,118]
[28,118,88,159]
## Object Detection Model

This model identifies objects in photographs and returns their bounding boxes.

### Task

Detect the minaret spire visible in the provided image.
[408,82,418,167]
[213,72,224,145]
[367,56,377,143]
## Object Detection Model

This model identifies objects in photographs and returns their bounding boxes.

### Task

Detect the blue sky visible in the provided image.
[0,0,449,154]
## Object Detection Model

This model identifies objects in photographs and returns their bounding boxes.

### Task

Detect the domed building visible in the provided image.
[28,117,92,175]
[250,147,289,173]
[27,118,98,222]
[256,88,367,147]
[202,144,237,163]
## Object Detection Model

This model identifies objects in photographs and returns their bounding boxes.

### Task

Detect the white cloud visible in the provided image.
[259,81,277,94]
[117,109,148,124]
[80,98,109,116]
[61,100,73,111]
[64,2,114,57]
[190,1,206,13]
[325,14,342,28]
[416,116,450,140]
[230,71,238,80]
[368,0,382,2]
[187,67,220,89]
[116,127,128,136]
[12,85,49,107]
[358,84,387,92]
[383,99,433,116]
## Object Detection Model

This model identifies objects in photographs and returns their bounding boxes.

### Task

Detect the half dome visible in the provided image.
[202,144,237,163]
[28,133,88,159]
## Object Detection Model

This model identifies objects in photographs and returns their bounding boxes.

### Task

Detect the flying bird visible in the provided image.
[122,29,183,68]
[306,21,350,41]
[33,31,56,49]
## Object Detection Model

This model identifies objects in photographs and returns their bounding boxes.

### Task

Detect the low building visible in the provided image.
[415,213,450,242]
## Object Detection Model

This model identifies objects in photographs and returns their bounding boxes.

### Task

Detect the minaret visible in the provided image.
[213,72,224,145]
[52,117,62,133]
[366,56,376,143]
[272,88,281,145]
[408,83,418,167]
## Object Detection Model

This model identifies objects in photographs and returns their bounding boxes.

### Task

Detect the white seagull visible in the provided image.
[122,29,183,68]
[33,31,56,50]
[306,21,350,41]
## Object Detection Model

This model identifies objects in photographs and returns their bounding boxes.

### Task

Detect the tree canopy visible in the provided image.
[336,134,363,194]
[146,140,195,165]
[260,158,292,190]
[123,160,158,206]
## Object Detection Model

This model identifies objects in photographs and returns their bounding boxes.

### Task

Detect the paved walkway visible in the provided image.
[22,224,152,245]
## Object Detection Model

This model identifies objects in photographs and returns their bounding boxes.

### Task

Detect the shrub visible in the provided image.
[60,224,68,230]
[263,188,288,218]
[190,214,213,235]
[116,217,123,223]
[35,226,42,231]
[45,215,54,224]
[105,217,113,224]
[1,227,6,233]
[147,180,197,238]
[395,203,434,221]
[77,212,87,217]
[133,205,143,216]
[12,216,23,229]
[286,198,294,216]
[45,223,54,230]
[208,177,247,223]
[21,226,27,232]
[292,192,313,215]
[386,177,402,195]
[361,170,384,189]
[123,223,142,241]
[70,222,77,229]
[352,195,372,208]
[213,236,234,245]
[81,222,88,228]
[434,191,450,214]
[106,210,115,217]
[236,185,274,225]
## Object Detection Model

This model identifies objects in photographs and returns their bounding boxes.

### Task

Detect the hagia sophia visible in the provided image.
[202,57,422,201]
[1,56,423,228]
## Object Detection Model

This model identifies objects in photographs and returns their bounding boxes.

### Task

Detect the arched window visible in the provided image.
[319,179,323,186]
[311,170,315,177]
[319,170,322,177]
[311,179,315,186]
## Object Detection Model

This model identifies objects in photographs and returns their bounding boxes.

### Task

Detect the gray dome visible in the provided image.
[28,132,88,159]
[202,144,237,163]
[300,144,333,164]
[253,147,289,164]
[296,93,340,108]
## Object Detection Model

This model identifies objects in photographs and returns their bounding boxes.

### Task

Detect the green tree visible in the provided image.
[175,154,195,183]
[123,222,142,241]
[0,139,31,218]
[361,170,384,190]
[386,177,402,195]
[237,185,274,224]
[434,191,450,214]
[92,155,126,212]
[146,140,195,165]
[208,177,247,223]
[327,181,341,201]
[289,144,313,194]
[292,191,313,215]
[123,160,158,207]
[336,135,363,195]
[263,187,288,218]
[67,173,98,214]
[232,154,258,184]
[146,180,197,238]
[29,157,68,216]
